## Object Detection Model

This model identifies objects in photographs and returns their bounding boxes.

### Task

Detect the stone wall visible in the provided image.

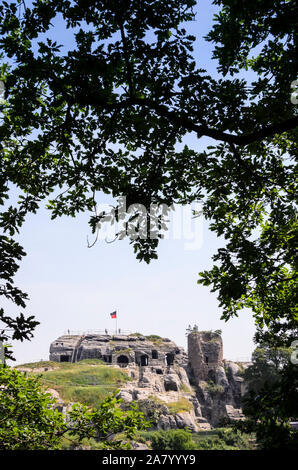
[187,331,223,382]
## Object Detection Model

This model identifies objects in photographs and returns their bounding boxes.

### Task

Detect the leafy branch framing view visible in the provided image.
[0,0,297,451]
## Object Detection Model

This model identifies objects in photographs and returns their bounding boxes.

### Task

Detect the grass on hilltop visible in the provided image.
[15,359,132,408]
[15,360,60,369]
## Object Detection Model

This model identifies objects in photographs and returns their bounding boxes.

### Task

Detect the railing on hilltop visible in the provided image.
[63,329,134,336]
[230,357,252,363]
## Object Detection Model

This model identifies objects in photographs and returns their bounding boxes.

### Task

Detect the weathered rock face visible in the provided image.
[195,362,245,427]
[50,334,187,369]
[49,331,248,430]
[117,363,203,432]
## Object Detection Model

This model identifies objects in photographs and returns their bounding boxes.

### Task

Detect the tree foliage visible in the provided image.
[236,335,298,449]
[238,362,298,449]
[0,0,297,354]
[150,428,197,451]
[0,365,149,450]
[243,342,293,395]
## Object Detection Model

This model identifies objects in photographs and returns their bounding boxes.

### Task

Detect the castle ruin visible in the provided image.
[50,333,186,370]
[49,329,246,429]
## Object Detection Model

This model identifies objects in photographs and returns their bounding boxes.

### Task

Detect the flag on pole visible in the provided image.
[110,311,117,319]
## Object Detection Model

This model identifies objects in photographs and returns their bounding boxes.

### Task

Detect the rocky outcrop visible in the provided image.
[194,361,248,426]
[113,358,246,430]
[49,330,249,430]
[115,363,203,431]
[50,334,188,370]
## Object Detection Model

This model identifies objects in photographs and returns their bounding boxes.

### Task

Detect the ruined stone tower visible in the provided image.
[187,330,223,382]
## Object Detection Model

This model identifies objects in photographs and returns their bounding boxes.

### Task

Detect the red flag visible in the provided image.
[110,311,117,319]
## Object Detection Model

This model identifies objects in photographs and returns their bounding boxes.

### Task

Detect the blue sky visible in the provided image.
[2,1,257,364]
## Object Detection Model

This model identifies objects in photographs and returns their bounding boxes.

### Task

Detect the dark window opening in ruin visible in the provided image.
[175,348,180,354]
[164,381,178,392]
[117,355,129,365]
[165,353,174,366]
[152,350,158,359]
[140,354,149,366]
[60,355,69,362]
[205,356,209,364]
[156,368,163,375]
[103,355,112,363]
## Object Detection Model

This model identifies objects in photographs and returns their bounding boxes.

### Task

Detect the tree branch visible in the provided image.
[75,92,298,146]
[117,19,134,98]
[47,70,298,147]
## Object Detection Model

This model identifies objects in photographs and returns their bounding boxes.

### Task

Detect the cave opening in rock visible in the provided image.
[165,353,174,366]
[117,355,129,366]
[164,380,178,392]
[152,350,158,359]
[60,355,69,362]
[140,354,149,366]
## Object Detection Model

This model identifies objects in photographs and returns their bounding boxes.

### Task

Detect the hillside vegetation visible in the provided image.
[15,359,132,408]
[14,360,257,450]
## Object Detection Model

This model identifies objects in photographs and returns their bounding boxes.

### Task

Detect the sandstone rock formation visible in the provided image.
[50,333,187,369]
[49,330,248,430]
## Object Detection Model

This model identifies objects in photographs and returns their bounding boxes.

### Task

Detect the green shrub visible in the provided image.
[205,380,224,397]
[196,437,229,449]
[151,429,197,450]
[166,398,193,414]
[145,334,162,340]
[192,428,255,450]
[136,398,168,425]
[180,383,195,395]
[59,432,105,450]
[217,428,251,448]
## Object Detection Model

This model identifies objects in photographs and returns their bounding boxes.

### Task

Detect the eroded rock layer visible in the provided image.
[49,331,248,429]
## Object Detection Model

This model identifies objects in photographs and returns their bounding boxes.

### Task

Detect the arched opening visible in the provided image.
[117,355,129,366]
[60,355,69,362]
[140,354,148,366]
[205,355,209,364]
[152,350,158,359]
[165,353,174,366]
